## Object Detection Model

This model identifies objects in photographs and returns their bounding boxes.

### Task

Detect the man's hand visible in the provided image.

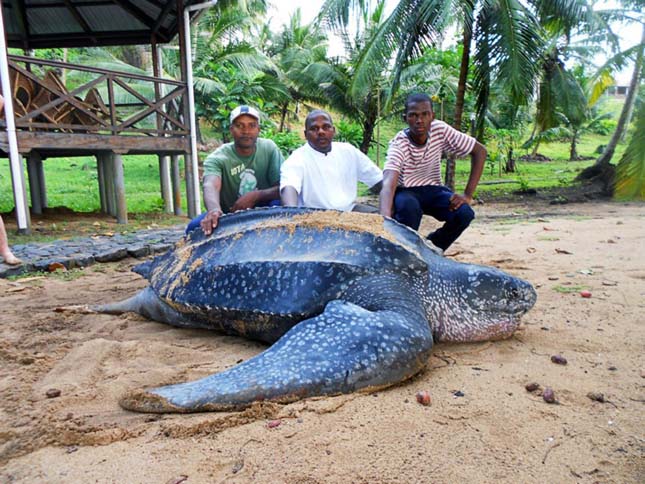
[449,193,473,211]
[200,208,223,235]
[231,191,259,212]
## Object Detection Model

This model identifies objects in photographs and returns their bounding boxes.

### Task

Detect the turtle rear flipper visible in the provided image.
[94,287,205,329]
[119,275,433,413]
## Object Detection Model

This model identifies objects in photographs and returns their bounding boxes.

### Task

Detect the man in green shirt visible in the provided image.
[186,105,284,234]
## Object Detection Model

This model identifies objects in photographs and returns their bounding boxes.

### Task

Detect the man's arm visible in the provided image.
[379,170,399,218]
[201,174,223,235]
[369,180,383,195]
[449,141,486,211]
[231,185,280,212]
[281,186,299,206]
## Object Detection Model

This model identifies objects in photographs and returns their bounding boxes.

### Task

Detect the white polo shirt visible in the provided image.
[280,142,383,211]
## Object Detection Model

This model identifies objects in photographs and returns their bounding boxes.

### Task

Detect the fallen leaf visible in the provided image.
[602,280,618,286]
[526,247,536,253]
[555,248,573,255]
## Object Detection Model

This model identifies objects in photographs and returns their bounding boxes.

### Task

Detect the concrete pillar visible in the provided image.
[113,153,127,224]
[104,152,116,216]
[184,153,197,218]
[36,154,47,209]
[171,154,183,216]
[96,153,107,213]
[159,155,173,213]
[26,152,43,215]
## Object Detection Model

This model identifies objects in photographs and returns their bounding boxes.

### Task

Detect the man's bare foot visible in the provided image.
[2,253,21,266]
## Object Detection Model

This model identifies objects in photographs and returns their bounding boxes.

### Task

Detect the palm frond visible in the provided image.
[614,100,645,200]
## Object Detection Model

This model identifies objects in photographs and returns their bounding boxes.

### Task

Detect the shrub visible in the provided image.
[262,129,303,156]
[335,119,363,148]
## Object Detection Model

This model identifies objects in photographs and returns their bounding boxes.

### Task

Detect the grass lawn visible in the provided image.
[1,105,630,244]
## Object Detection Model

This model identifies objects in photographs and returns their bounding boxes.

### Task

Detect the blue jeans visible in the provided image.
[393,185,474,250]
[185,199,281,234]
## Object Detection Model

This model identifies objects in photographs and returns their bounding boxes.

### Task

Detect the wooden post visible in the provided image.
[113,153,127,224]
[171,154,183,216]
[184,153,196,217]
[152,37,173,213]
[26,152,43,214]
[96,153,107,213]
[178,0,201,217]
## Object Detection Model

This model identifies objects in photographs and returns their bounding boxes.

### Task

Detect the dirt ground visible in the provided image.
[0,200,643,483]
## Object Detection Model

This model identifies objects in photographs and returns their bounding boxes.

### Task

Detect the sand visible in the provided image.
[0,201,643,483]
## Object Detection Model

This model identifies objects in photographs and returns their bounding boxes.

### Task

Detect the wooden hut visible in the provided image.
[0,0,211,231]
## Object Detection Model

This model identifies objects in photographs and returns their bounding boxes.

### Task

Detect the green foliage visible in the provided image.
[262,129,304,156]
[614,101,645,200]
[334,119,363,148]
[0,155,187,214]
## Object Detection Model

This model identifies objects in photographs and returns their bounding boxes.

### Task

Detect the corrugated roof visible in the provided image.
[2,0,206,49]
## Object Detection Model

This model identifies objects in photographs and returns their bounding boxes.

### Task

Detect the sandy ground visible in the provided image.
[0,201,643,484]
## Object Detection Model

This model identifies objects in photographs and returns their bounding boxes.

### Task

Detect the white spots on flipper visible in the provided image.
[154,297,432,409]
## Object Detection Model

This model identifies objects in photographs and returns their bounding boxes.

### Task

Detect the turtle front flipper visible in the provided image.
[119,274,433,413]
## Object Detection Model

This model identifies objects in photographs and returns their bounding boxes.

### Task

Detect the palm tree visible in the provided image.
[309,0,394,153]
[577,21,644,187]
[614,98,645,200]
[318,0,586,187]
[263,9,330,131]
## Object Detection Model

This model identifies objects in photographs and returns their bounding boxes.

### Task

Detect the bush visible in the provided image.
[335,119,363,148]
[590,119,616,136]
[262,129,303,156]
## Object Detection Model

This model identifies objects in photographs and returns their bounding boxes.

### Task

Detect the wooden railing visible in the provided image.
[2,55,189,138]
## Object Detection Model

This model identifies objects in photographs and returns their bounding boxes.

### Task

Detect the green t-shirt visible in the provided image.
[203,138,284,213]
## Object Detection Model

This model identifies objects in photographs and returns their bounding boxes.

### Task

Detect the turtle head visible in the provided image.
[425,261,537,343]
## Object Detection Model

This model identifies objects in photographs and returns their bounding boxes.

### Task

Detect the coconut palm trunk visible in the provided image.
[578,23,644,181]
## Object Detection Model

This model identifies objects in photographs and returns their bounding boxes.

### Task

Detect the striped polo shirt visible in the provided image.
[384,120,476,187]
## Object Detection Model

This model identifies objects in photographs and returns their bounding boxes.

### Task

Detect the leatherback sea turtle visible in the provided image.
[97,207,536,413]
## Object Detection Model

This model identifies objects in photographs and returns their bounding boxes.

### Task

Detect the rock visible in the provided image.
[46,388,61,398]
[416,391,432,406]
[550,355,568,365]
[542,387,556,404]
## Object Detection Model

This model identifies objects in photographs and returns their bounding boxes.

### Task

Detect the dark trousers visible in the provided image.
[185,199,281,234]
[393,185,474,250]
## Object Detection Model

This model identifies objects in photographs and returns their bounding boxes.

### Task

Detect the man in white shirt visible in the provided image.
[280,110,382,211]
[379,93,487,251]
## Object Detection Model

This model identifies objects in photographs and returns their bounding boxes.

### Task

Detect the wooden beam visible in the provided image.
[62,0,94,36]
[110,0,158,29]
[2,131,189,154]
[7,0,29,50]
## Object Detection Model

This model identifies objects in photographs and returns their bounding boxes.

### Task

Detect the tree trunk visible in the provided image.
[360,117,375,154]
[575,23,644,191]
[505,147,516,172]
[569,129,578,161]
[590,24,644,169]
[447,26,473,190]
[279,102,288,132]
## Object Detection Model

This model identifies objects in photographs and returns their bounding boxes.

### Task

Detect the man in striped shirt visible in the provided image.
[379,93,487,252]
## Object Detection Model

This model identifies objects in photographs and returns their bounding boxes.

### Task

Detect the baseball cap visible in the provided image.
[230,105,260,124]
